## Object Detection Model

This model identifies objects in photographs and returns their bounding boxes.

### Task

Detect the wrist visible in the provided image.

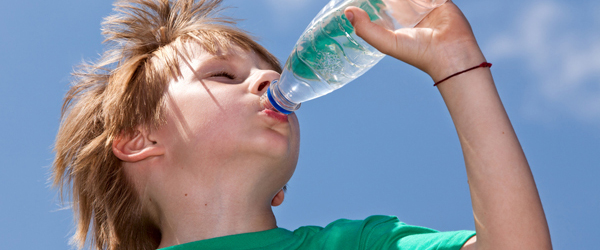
[434,62,491,86]
[427,41,486,83]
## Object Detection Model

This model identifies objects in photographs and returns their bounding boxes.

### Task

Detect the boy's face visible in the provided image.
[152,45,300,196]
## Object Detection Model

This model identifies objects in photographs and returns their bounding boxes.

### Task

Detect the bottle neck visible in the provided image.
[262,81,301,114]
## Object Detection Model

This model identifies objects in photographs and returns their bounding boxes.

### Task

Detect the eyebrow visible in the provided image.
[208,54,232,61]
[201,54,233,65]
[190,54,235,73]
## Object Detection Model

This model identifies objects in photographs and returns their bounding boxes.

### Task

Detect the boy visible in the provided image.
[53,0,552,249]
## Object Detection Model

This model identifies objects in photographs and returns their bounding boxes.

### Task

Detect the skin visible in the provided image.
[345,1,552,249]
[112,46,300,248]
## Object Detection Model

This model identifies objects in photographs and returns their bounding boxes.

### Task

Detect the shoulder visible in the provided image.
[288,216,402,249]
[292,215,475,250]
[292,215,405,236]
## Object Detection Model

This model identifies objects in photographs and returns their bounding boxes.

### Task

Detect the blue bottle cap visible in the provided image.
[267,86,292,115]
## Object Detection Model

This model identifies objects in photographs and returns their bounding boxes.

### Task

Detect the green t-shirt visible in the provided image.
[160,215,475,250]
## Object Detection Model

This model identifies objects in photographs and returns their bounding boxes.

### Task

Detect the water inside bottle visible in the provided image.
[278,0,388,105]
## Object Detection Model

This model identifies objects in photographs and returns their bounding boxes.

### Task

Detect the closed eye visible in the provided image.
[210,71,236,80]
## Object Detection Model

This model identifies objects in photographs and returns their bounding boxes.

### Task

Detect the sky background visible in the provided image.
[0,0,598,249]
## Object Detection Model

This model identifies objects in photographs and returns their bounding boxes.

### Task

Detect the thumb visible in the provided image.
[344,6,397,56]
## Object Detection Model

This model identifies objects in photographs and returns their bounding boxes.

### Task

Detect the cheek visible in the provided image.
[167,85,243,134]
[174,99,251,154]
[290,114,300,147]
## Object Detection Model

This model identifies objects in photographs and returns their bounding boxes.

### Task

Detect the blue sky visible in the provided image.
[0,0,598,249]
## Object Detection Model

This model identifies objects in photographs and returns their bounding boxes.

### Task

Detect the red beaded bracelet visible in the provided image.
[433,62,492,86]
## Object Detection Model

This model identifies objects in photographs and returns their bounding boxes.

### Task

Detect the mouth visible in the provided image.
[259,85,290,123]
[262,108,289,123]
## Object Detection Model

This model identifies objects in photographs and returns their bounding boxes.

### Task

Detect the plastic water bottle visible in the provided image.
[262,0,447,114]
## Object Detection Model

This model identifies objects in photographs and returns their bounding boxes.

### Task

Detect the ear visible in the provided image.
[271,189,285,207]
[112,128,165,162]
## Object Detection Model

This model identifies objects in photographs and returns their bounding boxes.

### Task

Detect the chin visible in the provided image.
[254,134,291,158]
[247,131,297,167]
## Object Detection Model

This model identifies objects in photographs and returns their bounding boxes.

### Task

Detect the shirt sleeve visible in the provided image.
[360,215,476,250]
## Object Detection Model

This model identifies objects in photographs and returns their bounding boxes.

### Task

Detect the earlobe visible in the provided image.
[271,189,285,207]
[112,128,165,162]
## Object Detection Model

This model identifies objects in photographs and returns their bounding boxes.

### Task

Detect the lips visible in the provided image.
[263,109,289,123]
[259,89,289,123]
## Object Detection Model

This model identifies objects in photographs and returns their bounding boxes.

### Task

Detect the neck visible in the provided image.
[156,186,278,248]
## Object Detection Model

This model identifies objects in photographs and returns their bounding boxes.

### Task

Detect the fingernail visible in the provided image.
[345,11,354,23]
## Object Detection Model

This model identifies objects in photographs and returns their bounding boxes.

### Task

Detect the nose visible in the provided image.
[249,70,280,96]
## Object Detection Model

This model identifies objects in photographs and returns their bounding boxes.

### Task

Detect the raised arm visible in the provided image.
[345,2,552,249]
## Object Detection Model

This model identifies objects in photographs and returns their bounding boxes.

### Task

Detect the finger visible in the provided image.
[344,7,398,55]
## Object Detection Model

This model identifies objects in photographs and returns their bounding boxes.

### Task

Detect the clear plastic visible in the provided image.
[262,0,447,114]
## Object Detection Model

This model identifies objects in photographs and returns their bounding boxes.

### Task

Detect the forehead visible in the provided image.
[183,43,275,71]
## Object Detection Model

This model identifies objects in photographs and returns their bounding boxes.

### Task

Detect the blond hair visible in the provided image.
[52,0,281,249]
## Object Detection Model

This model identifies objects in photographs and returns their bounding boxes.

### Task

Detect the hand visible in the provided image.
[344,1,486,83]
